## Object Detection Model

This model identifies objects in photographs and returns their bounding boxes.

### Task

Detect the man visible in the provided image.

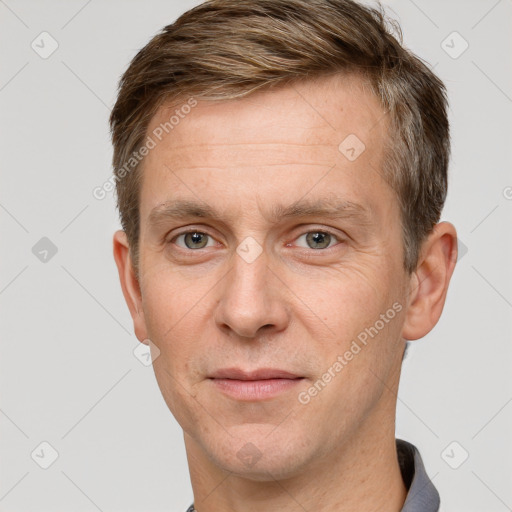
[111,0,457,510]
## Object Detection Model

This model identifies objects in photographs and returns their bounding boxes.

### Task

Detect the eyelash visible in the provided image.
[167,228,344,251]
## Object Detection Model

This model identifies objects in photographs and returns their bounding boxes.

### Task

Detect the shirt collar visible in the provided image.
[397,438,440,512]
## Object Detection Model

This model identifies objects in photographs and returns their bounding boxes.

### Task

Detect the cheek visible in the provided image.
[141,269,203,361]
[293,262,395,338]
[152,359,206,435]
[143,272,211,427]
[292,261,405,398]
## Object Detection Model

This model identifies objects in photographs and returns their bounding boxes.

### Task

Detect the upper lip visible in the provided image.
[209,368,302,380]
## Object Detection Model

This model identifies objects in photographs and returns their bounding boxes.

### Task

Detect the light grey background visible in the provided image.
[1,0,511,511]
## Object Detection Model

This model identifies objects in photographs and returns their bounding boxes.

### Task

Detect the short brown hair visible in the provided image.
[109,0,449,276]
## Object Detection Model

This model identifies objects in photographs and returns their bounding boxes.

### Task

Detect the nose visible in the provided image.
[214,247,290,339]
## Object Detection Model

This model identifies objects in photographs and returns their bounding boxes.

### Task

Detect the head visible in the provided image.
[112,0,457,480]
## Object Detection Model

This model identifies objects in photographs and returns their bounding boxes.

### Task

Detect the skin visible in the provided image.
[113,73,458,512]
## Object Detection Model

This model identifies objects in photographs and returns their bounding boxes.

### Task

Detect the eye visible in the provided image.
[294,231,340,249]
[173,231,216,249]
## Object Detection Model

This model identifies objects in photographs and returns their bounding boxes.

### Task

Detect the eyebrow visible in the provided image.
[269,198,371,222]
[147,197,373,228]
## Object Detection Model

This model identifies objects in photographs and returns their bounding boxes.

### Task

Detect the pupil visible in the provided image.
[187,232,206,248]
[307,231,330,249]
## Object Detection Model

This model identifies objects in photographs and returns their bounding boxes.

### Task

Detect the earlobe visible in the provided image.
[401,222,458,341]
[112,230,148,343]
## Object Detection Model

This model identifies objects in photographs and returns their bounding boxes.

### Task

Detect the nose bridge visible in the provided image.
[214,242,288,338]
[234,244,269,299]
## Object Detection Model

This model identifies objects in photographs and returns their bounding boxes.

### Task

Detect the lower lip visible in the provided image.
[210,378,304,400]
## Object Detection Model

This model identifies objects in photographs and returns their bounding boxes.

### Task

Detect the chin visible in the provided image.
[203,427,312,481]
[217,453,308,482]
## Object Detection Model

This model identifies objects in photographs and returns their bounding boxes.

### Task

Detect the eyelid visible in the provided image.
[287,226,346,247]
[165,225,216,239]
[163,226,218,246]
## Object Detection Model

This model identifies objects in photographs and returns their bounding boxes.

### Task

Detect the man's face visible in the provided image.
[133,74,411,479]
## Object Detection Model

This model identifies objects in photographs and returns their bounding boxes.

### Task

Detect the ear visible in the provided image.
[402,222,458,341]
[113,230,148,344]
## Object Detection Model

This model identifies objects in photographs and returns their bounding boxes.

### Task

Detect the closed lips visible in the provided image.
[209,368,303,380]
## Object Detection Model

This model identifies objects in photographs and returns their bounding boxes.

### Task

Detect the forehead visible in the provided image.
[147,73,386,158]
[140,72,394,223]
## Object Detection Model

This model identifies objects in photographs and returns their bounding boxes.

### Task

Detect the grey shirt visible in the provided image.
[397,438,440,512]
[186,438,440,512]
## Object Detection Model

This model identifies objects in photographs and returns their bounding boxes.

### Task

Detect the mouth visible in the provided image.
[208,368,305,401]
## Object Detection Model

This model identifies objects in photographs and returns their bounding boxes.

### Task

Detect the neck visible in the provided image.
[185,393,407,512]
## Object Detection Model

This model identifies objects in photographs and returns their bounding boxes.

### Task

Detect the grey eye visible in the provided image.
[296,231,336,249]
[175,232,214,249]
